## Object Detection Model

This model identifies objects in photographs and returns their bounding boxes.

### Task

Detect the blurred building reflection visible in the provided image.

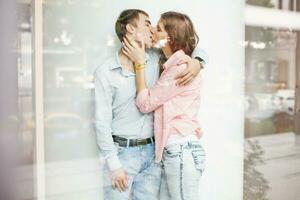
[244,1,300,199]
[245,26,297,137]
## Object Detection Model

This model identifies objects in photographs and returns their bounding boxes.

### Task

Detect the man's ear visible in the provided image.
[126,24,135,34]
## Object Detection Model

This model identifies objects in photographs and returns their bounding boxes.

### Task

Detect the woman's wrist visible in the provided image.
[134,63,145,71]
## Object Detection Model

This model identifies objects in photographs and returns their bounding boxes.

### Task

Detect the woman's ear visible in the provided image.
[126,24,135,34]
[167,36,174,44]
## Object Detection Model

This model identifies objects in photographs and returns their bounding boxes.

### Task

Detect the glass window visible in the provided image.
[245,26,296,137]
[246,0,297,11]
[244,24,300,199]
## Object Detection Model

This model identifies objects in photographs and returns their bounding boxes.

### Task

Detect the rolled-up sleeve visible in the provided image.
[136,64,187,113]
[94,69,122,172]
[192,47,209,66]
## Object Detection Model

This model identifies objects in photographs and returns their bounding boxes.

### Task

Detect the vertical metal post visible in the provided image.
[32,0,45,199]
[295,0,300,143]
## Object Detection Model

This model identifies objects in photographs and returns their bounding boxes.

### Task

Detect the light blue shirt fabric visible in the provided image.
[94,48,208,171]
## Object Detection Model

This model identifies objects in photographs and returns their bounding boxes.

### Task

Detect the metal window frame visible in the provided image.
[32,0,45,199]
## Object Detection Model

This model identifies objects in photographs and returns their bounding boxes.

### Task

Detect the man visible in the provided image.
[94,9,207,200]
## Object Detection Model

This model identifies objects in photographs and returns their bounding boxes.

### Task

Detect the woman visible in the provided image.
[124,11,206,200]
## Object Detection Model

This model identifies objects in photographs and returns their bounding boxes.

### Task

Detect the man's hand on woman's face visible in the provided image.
[175,58,202,86]
[122,36,145,65]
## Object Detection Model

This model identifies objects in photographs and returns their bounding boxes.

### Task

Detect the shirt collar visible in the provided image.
[110,49,150,70]
[110,50,122,70]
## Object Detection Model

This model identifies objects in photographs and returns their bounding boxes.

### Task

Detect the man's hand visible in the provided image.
[175,58,202,86]
[111,167,128,192]
[122,36,145,65]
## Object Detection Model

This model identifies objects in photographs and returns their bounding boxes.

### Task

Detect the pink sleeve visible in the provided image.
[135,64,187,113]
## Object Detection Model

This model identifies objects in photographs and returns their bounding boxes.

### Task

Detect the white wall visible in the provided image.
[42,0,245,199]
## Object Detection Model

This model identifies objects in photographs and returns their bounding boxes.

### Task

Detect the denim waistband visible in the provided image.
[165,140,202,150]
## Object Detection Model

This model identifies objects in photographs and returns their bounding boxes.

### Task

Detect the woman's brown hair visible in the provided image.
[158,11,199,71]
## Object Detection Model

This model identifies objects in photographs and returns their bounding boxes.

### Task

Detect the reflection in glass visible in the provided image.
[43,0,101,162]
[17,2,35,199]
[244,140,270,200]
[246,0,297,11]
[245,26,296,137]
[43,1,103,199]
[244,15,300,199]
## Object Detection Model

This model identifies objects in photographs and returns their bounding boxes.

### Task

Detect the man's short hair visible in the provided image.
[115,9,149,42]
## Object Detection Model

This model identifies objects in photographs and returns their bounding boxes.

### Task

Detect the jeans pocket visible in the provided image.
[191,148,206,174]
[164,146,181,158]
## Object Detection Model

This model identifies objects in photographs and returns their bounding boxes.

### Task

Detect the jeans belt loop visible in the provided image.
[126,139,130,148]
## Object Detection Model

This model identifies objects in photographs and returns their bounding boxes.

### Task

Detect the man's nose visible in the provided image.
[150,26,157,34]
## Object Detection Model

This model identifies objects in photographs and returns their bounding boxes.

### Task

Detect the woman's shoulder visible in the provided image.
[164,50,190,70]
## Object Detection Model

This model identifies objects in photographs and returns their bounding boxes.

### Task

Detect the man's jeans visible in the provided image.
[160,141,206,200]
[103,143,162,200]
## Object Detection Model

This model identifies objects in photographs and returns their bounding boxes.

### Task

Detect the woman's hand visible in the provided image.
[122,36,145,65]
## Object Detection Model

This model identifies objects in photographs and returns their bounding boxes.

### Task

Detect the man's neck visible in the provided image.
[119,50,134,72]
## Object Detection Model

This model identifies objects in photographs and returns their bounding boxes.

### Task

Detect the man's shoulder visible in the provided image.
[94,56,116,79]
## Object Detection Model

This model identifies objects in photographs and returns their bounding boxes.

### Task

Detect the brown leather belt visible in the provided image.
[112,135,155,147]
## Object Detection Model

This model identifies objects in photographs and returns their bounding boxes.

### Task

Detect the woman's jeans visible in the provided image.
[160,140,206,200]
